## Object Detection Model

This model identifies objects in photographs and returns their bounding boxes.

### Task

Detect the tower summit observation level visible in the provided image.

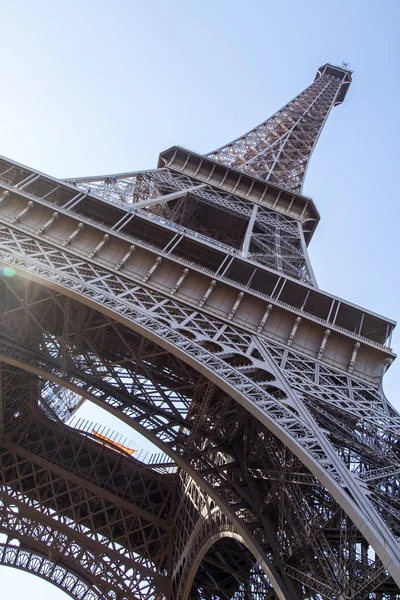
[0,64,399,600]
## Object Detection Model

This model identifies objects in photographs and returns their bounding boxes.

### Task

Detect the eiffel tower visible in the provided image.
[0,63,399,600]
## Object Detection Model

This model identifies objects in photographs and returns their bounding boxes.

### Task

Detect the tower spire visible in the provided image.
[207,64,352,193]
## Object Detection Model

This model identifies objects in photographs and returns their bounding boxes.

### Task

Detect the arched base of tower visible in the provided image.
[182,533,276,600]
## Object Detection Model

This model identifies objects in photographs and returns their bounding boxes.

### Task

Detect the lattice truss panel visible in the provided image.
[207,68,349,193]
[0,362,176,600]
[0,224,399,599]
[189,538,275,600]
[172,473,277,600]
[70,167,314,284]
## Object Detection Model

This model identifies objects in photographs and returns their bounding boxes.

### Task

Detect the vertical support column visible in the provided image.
[218,255,234,277]
[64,192,87,211]
[331,301,341,325]
[38,211,59,235]
[275,219,283,272]
[112,211,133,232]
[171,269,189,295]
[358,313,365,335]
[275,279,286,301]
[257,304,273,333]
[143,256,162,282]
[317,329,331,359]
[199,280,216,308]
[13,201,34,223]
[116,245,136,270]
[287,317,301,347]
[164,233,184,255]
[228,292,244,320]
[64,222,84,246]
[297,221,318,285]
[90,234,110,258]
[0,190,9,204]
[241,204,258,257]
[348,342,360,374]
[15,172,40,190]
[61,296,71,376]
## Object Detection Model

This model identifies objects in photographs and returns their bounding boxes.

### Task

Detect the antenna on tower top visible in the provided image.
[341,61,350,69]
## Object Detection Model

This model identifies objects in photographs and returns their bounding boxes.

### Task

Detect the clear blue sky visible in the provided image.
[1,0,399,596]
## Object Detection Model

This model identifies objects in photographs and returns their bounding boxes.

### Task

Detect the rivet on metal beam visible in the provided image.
[199,280,216,308]
[116,245,136,270]
[38,211,59,235]
[287,316,302,347]
[257,304,273,333]
[64,222,84,246]
[228,292,244,320]
[90,234,110,258]
[348,342,361,373]
[171,268,189,295]
[13,201,34,223]
[143,256,162,283]
[317,329,331,359]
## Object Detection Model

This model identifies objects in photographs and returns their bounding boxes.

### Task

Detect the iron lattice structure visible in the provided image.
[0,63,399,600]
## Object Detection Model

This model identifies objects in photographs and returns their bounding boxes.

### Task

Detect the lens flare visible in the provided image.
[2,266,16,277]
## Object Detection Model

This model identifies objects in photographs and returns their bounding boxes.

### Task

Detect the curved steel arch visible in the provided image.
[0,342,391,599]
[0,362,174,600]
[0,495,106,600]
[0,261,398,598]
[171,473,276,600]
[182,532,278,600]
[0,60,397,600]
[0,545,100,600]
[0,245,399,584]
[0,331,293,599]
[0,508,159,600]
[182,530,246,600]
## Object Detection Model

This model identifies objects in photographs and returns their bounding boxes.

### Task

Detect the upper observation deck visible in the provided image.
[315,64,352,105]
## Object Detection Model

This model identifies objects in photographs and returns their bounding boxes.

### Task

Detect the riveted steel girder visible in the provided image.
[0,63,399,600]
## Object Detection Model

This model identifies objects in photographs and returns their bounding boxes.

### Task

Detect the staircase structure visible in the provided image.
[0,63,399,600]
